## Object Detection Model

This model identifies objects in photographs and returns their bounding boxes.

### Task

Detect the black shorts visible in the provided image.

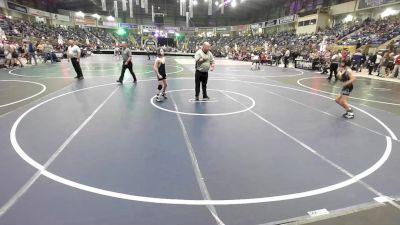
[158,74,167,81]
[341,85,353,96]
[387,62,394,70]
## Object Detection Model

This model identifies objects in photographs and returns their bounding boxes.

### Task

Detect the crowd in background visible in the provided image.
[225,47,400,79]
[339,17,400,46]
[187,16,400,58]
[0,14,399,78]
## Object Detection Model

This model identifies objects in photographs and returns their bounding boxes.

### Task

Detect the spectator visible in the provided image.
[387,53,395,75]
[28,41,37,65]
[374,53,382,74]
[352,50,362,72]
[328,51,341,81]
[284,48,290,68]
[389,52,400,78]
[368,53,377,75]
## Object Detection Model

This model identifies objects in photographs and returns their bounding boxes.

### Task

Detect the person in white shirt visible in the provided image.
[114,46,121,60]
[194,42,215,101]
[374,53,382,73]
[328,51,341,81]
[284,49,290,68]
[251,51,260,70]
[67,40,84,80]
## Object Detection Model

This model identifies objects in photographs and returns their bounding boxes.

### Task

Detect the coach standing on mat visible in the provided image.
[117,42,137,84]
[194,42,215,101]
[68,40,84,80]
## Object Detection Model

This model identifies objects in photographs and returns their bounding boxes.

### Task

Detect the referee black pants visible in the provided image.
[71,58,83,78]
[284,56,289,68]
[328,63,338,80]
[195,70,208,98]
[118,61,137,82]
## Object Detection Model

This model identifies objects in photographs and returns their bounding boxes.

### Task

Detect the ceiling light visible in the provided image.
[107,15,115,21]
[215,1,219,6]
[381,8,399,18]
[116,28,127,36]
[75,11,85,18]
[231,0,237,7]
[194,0,198,6]
[92,13,100,19]
[343,14,353,22]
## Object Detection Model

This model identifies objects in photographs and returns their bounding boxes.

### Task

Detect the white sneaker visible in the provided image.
[343,111,354,119]
[156,95,162,102]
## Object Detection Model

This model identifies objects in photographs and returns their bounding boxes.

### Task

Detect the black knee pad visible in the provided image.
[158,84,162,90]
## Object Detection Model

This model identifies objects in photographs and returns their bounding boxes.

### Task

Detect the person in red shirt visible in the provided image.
[261,51,267,65]
[389,53,400,78]
[341,51,347,61]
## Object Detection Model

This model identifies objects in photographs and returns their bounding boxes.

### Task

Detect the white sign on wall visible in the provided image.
[35,16,46,23]
[51,13,70,22]
[278,15,297,25]
[102,21,119,27]
[141,25,157,32]
[28,8,51,17]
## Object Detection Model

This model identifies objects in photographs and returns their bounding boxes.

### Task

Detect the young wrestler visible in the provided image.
[335,60,356,119]
[154,48,168,102]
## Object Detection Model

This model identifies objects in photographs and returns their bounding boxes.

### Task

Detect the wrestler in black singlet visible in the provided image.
[341,69,353,96]
[158,61,166,81]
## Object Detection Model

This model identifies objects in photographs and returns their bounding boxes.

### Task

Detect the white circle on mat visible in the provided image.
[9,78,396,205]
[0,80,46,108]
[151,89,256,116]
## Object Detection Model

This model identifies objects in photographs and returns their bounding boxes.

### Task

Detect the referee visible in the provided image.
[68,40,84,80]
[117,42,137,84]
[194,42,215,101]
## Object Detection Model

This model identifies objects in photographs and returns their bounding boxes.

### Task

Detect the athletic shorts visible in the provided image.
[387,62,394,70]
[341,85,353,96]
[158,74,167,81]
